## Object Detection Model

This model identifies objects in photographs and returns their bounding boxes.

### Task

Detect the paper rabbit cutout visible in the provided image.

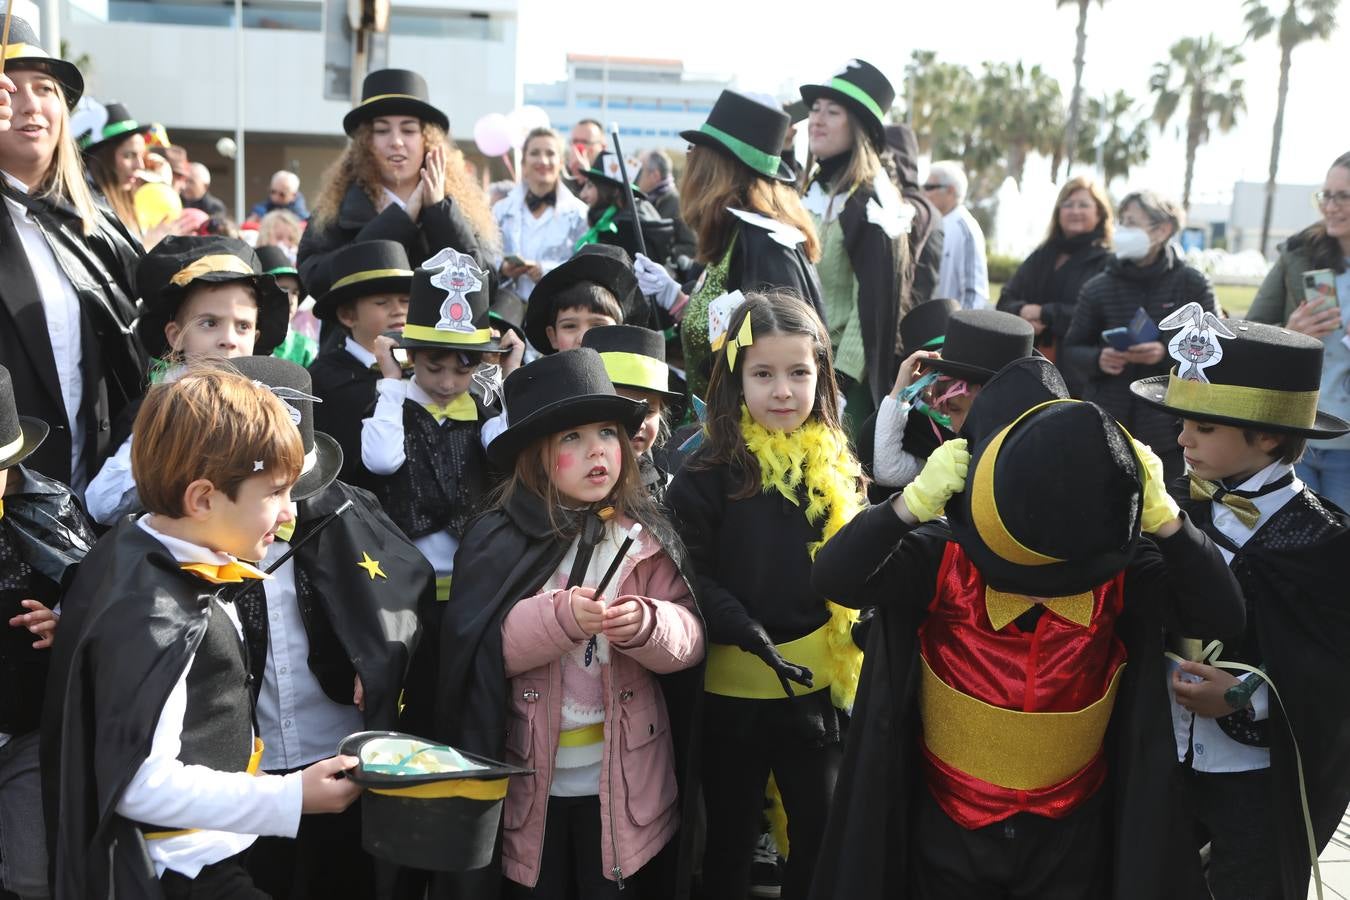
[1159,302,1235,382]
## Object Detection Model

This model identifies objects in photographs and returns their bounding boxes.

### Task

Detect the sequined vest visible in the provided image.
[375,399,490,540]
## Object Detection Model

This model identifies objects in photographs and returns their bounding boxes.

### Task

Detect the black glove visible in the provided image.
[738,621,813,699]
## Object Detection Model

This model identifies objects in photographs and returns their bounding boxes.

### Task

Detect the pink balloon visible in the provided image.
[473,113,513,157]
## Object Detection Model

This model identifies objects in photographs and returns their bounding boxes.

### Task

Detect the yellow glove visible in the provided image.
[902,439,970,523]
[1132,438,1180,533]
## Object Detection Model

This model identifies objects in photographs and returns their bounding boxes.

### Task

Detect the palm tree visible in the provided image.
[1149,36,1246,212]
[975,61,1064,188]
[1057,0,1106,180]
[1075,91,1152,189]
[1244,0,1339,255]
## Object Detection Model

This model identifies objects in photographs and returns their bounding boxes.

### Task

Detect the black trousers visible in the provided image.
[912,783,1110,900]
[1186,767,1282,900]
[698,691,841,900]
[246,784,372,899]
[161,854,271,900]
[502,795,619,900]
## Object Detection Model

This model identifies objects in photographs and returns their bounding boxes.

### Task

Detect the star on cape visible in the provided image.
[357,551,387,581]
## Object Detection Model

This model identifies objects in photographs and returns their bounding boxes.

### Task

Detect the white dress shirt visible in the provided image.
[1168,461,1300,773]
[2,170,87,492]
[492,184,590,300]
[935,205,990,311]
[344,336,377,369]
[118,517,303,878]
[255,537,364,771]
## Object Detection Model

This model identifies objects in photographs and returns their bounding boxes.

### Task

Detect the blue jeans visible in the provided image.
[0,730,49,899]
[1296,446,1350,512]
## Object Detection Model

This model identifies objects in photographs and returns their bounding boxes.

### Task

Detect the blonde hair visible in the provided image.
[132,364,304,517]
[312,120,499,250]
[257,208,303,248]
[31,80,103,236]
[1045,176,1114,246]
[681,145,820,264]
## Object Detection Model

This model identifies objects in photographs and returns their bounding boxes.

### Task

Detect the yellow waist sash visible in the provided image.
[919,656,1125,791]
[558,722,604,748]
[144,738,265,840]
[704,623,833,699]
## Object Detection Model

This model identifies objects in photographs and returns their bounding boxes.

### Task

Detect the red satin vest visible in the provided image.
[918,541,1127,829]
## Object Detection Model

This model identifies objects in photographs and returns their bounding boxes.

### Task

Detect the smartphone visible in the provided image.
[1303,269,1338,311]
[1101,327,1133,351]
[504,254,528,269]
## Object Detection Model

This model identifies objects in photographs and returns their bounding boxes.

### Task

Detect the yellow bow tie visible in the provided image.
[985,587,1094,632]
[1189,475,1261,529]
[180,559,270,585]
[275,521,296,543]
[424,392,477,423]
[0,499,5,520]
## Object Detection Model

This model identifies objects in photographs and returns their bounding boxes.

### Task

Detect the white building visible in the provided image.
[62,0,520,216]
[525,54,728,153]
[1227,180,1322,257]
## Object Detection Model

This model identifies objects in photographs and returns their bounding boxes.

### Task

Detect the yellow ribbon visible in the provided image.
[180,559,270,585]
[1165,640,1324,900]
[145,739,265,839]
[1163,371,1320,432]
[358,92,423,108]
[984,587,1094,632]
[169,254,255,287]
[726,314,754,370]
[558,722,605,748]
[274,521,295,543]
[369,776,509,801]
[424,392,478,423]
[330,267,413,292]
[400,323,494,346]
[598,351,669,394]
[705,624,834,699]
[1188,475,1261,529]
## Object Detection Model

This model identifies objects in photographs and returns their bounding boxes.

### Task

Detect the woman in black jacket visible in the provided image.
[996,175,1112,391]
[1063,190,1216,480]
[0,21,146,494]
[298,68,497,301]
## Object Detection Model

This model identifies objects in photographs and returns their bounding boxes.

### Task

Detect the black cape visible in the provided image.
[42,520,242,900]
[308,347,380,491]
[433,491,704,899]
[806,503,1245,900]
[837,182,910,405]
[1182,489,1350,900]
[3,465,96,586]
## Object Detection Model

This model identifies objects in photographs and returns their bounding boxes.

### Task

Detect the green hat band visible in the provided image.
[697,122,781,178]
[79,118,141,150]
[828,77,884,124]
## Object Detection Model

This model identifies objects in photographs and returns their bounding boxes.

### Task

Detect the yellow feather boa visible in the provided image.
[739,406,866,712]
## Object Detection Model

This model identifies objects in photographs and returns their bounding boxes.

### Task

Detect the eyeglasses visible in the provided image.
[1314,190,1350,209]
[923,183,947,191]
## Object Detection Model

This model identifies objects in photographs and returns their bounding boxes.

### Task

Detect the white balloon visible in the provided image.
[473,113,513,157]
[508,105,552,146]
[216,136,238,159]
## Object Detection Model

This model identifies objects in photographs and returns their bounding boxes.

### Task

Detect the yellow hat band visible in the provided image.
[360,93,423,107]
[369,776,509,801]
[170,254,255,286]
[1162,371,1319,431]
[330,268,413,292]
[401,323,493,346]
[599,352,668,394]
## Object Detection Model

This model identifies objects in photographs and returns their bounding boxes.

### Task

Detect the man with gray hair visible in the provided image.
[637,149,696,273]
[248,169,309,221]
[925,160,989,309]
[180,161,227,218]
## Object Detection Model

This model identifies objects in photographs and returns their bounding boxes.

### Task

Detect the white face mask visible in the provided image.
[1114,225,1153,261]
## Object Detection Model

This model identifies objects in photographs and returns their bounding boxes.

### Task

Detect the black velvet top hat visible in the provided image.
[948,389,1143,597]
[77,101,152,154]
[136,236,291,358]
[899,298,959,357]
[228,356,342,502]
[489,289,527,346]
[398,248,499,353]
[681,90,795,183]
[313,240,414,322]
[583,151,645,199]
[3,17,83,107]
[523,244,642,355]
[800,59,895,150]
[926,310,1036,384]
[1130,311,1350,438]
[486,349,648,469]
[343,68,449,136]
[0,364,49,471]
[581,325,681,403]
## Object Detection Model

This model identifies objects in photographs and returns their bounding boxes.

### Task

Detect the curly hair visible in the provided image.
[311,120,499,252]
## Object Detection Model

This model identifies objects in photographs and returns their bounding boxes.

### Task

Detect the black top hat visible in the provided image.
[926,310,1035,384]
[343,68,449,136]
[949,393,1143,597]
[800,59,895,150]
[486,349,648,469]
[136,235,291,358]
[581,325,681,403]
[398,248,499,353]
[583,151,645,199]
[228,356,342,501]
[680,90,795,184]
[3,17,83,107]
[0,364,49,471]
[523,244,642,355]
[1130,310,1350,438]
[78,101,153,155]
[313,240,414,322]
[488,289,527,346]
[899,298,958,357]
[254,244,304,299]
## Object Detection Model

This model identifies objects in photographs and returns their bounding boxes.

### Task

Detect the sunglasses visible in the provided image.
[923,183,948,191]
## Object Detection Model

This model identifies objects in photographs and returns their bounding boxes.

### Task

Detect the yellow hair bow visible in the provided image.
[726,314,754,370]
